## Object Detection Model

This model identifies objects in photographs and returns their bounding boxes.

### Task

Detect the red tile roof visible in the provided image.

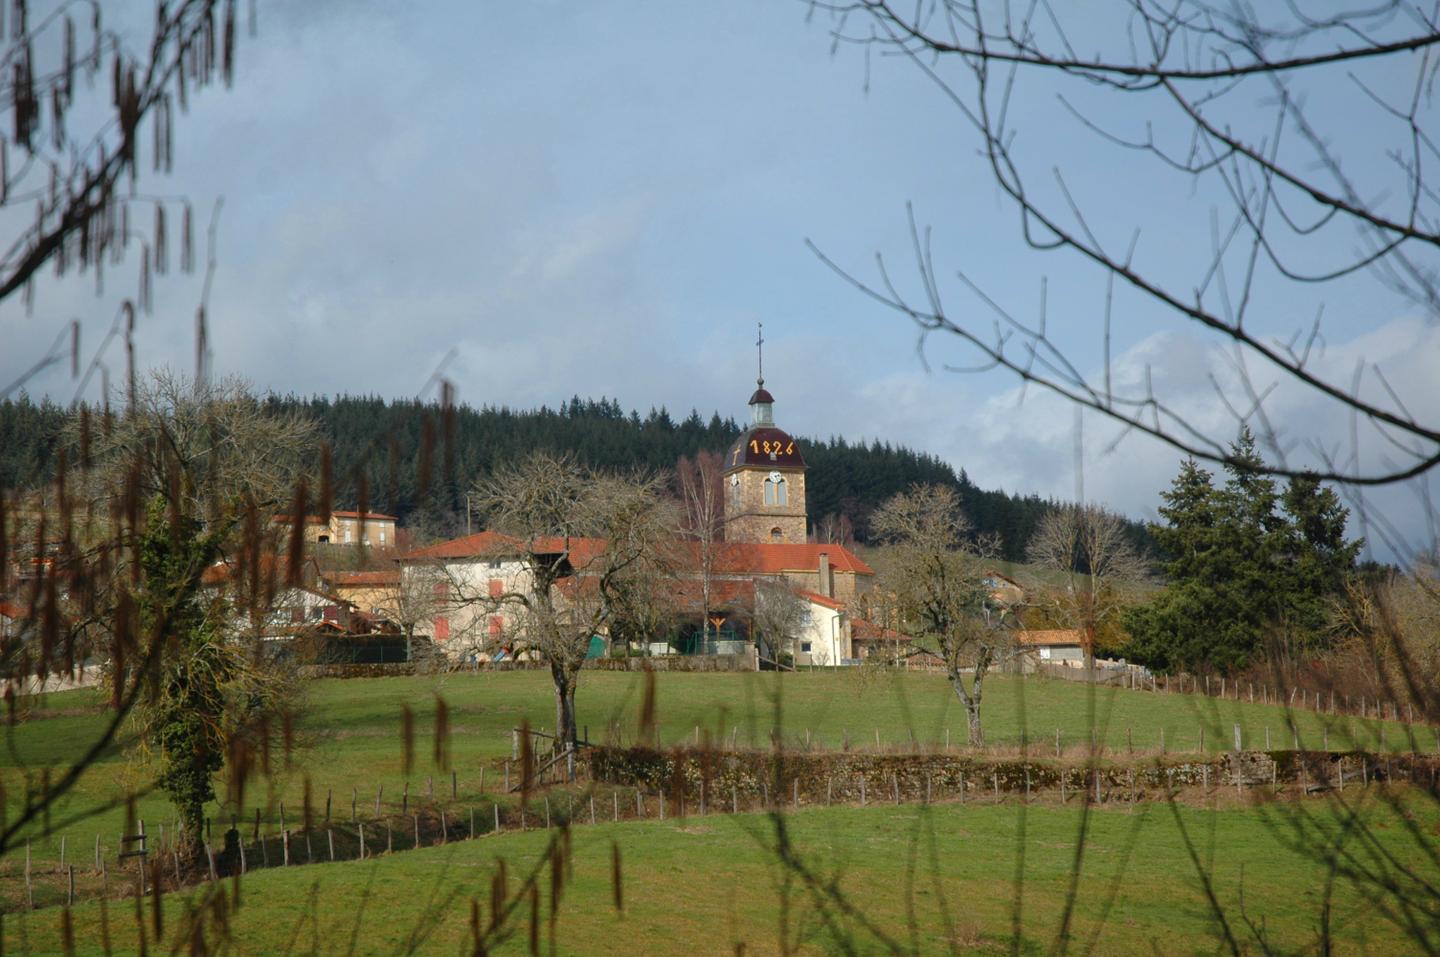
[709,542,874,576]
[669,578,756,611]
[399,530,607,566]
[272,510,399,524]
[1016,629,1084,647]
[0,601,27,620]
[324,570,401,587]
[795,590,845,611]
[398,531,874,579]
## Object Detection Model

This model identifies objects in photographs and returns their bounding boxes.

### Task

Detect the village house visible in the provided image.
[1015,629,1085,665]
[272,510,399,547]
[397,360,877,666]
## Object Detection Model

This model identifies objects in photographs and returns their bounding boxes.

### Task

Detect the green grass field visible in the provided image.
[0,669,1433,953]
[2,794,1434,955]
[1,670,1426,870]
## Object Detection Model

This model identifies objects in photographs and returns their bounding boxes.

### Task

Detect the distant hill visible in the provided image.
[0,393,1149,561]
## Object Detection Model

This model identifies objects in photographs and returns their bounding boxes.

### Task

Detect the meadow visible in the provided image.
[1,795,1434,955]
[0,669,1433,953]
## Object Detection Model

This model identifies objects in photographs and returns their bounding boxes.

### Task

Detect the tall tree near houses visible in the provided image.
[870,484,1003,745]
[467,453,675,751]
[1025,503,1149,672]
[77,370,311,850]
[675,451,725,649]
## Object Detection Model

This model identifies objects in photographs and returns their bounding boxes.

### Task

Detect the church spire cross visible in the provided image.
[756,321,764,387]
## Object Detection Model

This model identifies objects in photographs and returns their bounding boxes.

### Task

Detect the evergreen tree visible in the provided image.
[1125,430,1361,673]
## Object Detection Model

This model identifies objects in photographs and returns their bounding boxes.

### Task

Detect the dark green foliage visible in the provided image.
[135,497,228,844]
[0,396,69,489]
[1124,429,1364,674]
[0,394,1149,559]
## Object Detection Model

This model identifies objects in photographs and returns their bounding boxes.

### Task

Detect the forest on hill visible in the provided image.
[0,394,1140,560]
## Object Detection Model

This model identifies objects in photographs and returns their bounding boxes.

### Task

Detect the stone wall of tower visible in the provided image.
[723,468,807,544]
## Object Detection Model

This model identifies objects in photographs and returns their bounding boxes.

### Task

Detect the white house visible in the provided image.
[789,591,851,666]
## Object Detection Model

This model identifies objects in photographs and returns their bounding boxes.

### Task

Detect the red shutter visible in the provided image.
[488,616,503,637]
[434,616,450,640]
[489,578,504,598]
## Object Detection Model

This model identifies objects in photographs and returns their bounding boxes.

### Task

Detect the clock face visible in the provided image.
[730,475,740,486]
[769,470,782,483]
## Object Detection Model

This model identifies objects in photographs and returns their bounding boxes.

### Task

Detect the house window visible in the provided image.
[775,477,787,505]
[488,560,503,570]
[434,617,450,640]
[379,529,386,545]
[318,535,330,544]
[770,527,783,543]
[344,527,352,543]
[432,581,450,598]
[764,479,775,505]
[801,642,812,653]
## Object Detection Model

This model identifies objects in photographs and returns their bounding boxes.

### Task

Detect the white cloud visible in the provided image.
[945,316,1440,560]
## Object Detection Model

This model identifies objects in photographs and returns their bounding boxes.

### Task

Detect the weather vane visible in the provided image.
[756,321,764,387]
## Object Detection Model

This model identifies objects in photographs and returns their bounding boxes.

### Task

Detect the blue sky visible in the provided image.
[3,1,1436,558]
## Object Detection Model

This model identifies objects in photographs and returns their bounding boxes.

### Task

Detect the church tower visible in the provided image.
[723,325,808,544]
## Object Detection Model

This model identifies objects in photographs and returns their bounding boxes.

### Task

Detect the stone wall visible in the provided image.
[587,746,1435,804]
[300,653,757,679]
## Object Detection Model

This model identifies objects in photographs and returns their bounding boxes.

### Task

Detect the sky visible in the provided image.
[2,1,1437,559]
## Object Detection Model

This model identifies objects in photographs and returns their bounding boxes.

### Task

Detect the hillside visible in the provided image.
[0,394,1149,559]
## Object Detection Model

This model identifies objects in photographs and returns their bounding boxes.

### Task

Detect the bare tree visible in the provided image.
[2,0,251,399]
[382,560,444,664]
[752,577,807,666]
[1026,503,1149,671]
[810,2,1440,523]
[870,483,1007,744]
[675,450,725,648]
[468,452,675,749]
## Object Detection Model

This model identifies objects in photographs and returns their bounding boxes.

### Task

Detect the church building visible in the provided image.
[722,375,808,545]
[396,329,881,666]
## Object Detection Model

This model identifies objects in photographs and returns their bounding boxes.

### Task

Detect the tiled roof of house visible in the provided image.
[1016,629,1084,647]
[0,600,26,620]
[325,569,401,587]
[795,590,845,611]
[399,530,608,565]
[709,542,874,576]
[399,530,874,579]
[272,510,399,524]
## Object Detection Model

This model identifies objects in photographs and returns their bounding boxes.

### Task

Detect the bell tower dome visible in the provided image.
[723,324,808,544]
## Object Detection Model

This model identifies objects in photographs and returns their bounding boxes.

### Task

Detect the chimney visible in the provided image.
[818,552,832,599]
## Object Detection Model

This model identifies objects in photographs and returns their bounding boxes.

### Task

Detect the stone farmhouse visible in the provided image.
[272,509,399,548]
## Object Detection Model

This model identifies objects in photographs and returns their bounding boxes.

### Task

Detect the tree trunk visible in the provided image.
[552,662,578,750]
[947,669,985,747]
